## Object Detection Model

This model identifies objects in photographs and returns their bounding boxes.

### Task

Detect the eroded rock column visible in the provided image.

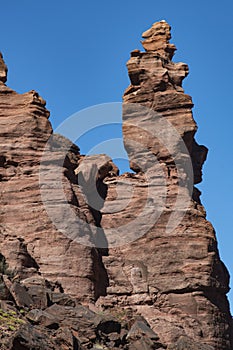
[100,21,233,349]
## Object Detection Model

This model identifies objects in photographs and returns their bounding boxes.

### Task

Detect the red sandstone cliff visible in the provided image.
[0,21,232,350]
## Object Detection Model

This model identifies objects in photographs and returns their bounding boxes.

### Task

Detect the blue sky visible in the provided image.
[1,1,233,311]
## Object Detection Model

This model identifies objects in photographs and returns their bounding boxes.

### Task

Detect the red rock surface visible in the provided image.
[0,21,232,350]
[0,53,109,303]
[100,21,233,349]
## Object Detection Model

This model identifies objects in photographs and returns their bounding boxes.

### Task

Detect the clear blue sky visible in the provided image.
[1,1,233,311]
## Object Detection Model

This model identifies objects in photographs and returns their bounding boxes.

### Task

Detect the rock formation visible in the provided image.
[0,20,232,350]
[0,53,114,303]
[100,21,233,349]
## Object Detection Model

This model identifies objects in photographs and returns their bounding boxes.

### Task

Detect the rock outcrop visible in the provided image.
[0,21,232,350]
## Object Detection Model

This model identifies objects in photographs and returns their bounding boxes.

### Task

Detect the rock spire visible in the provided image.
[100,20,233,349]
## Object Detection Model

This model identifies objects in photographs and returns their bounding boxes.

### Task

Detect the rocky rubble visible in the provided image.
[0,20,232,349]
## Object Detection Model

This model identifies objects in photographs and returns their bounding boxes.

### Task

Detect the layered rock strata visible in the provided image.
[0,54,110,302]
[100,21,233,349]
[0,20,232,350]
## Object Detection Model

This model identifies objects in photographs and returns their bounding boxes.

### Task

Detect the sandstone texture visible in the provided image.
[0,21,232,350]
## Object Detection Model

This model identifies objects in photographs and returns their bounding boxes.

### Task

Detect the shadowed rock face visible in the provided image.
[0,21,232,350]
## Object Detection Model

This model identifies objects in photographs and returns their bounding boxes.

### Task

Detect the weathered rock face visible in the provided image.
[0,21,232,350]
[0,53,109,303]
[100,21,233,349]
